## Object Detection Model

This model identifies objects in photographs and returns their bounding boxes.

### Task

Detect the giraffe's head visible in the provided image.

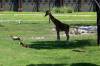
[45,10,51,16]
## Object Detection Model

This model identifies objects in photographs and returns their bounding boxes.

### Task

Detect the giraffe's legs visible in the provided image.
[56,30,60,41]
[65,31,69,41]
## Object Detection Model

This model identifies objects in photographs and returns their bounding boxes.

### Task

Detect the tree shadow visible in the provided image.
[71,63,99,66]
[28,39,96,49]
[26,64,67,66]
[0,24,4,27]
[16,22,39,25]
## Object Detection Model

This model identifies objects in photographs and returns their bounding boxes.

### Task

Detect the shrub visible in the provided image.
[52,6,74,13]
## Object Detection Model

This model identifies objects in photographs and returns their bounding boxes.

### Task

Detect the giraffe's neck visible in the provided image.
[49,13,61,25]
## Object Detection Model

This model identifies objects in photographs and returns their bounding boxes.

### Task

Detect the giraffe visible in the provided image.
[45,10,70,41]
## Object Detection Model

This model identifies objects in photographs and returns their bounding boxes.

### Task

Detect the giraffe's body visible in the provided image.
[49,14,69,31]
[45,10,70,40]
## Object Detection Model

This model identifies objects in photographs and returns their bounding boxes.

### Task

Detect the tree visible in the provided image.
[55,0,64,7]
[18,0,23,12]
[36,0,39,12]
[11,0,22,12]
[12,0,18,11]
[0,0,3,11]
[95,0,100,45]
[77,0,82,12]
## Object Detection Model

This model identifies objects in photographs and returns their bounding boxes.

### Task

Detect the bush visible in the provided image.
[52,6,74,13]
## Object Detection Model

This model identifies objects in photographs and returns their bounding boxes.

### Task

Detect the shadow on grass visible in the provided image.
[26,64,67,66]
[26,63,98,66]
[71,63,99,66]
[0,24,4,27]
[20,22,39,24]
[28,39,96,49]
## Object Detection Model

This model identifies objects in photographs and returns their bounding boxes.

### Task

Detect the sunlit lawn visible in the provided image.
[0,12,99,66]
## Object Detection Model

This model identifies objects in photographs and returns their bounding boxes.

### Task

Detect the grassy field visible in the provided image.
[0,12,96,25]
[0,12,99,66]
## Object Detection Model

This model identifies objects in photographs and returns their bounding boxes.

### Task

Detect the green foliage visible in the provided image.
[52,6,74,13]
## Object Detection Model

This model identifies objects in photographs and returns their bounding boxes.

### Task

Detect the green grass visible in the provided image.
[0,12,99,66]
[0,12,96,26]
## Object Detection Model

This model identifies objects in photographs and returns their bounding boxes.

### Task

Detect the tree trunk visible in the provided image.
[92,0,96,12]
[96,0,100,45]
[18,0,23,12]
[55,0,61,7]
[60,0,64,6]
[13,0,18,11]
[0,0,3,11]
[77,0,81,12]
[54,0,64,7]
[12,0,23,12]
[33,0,40,12]
[36,0,39,12]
